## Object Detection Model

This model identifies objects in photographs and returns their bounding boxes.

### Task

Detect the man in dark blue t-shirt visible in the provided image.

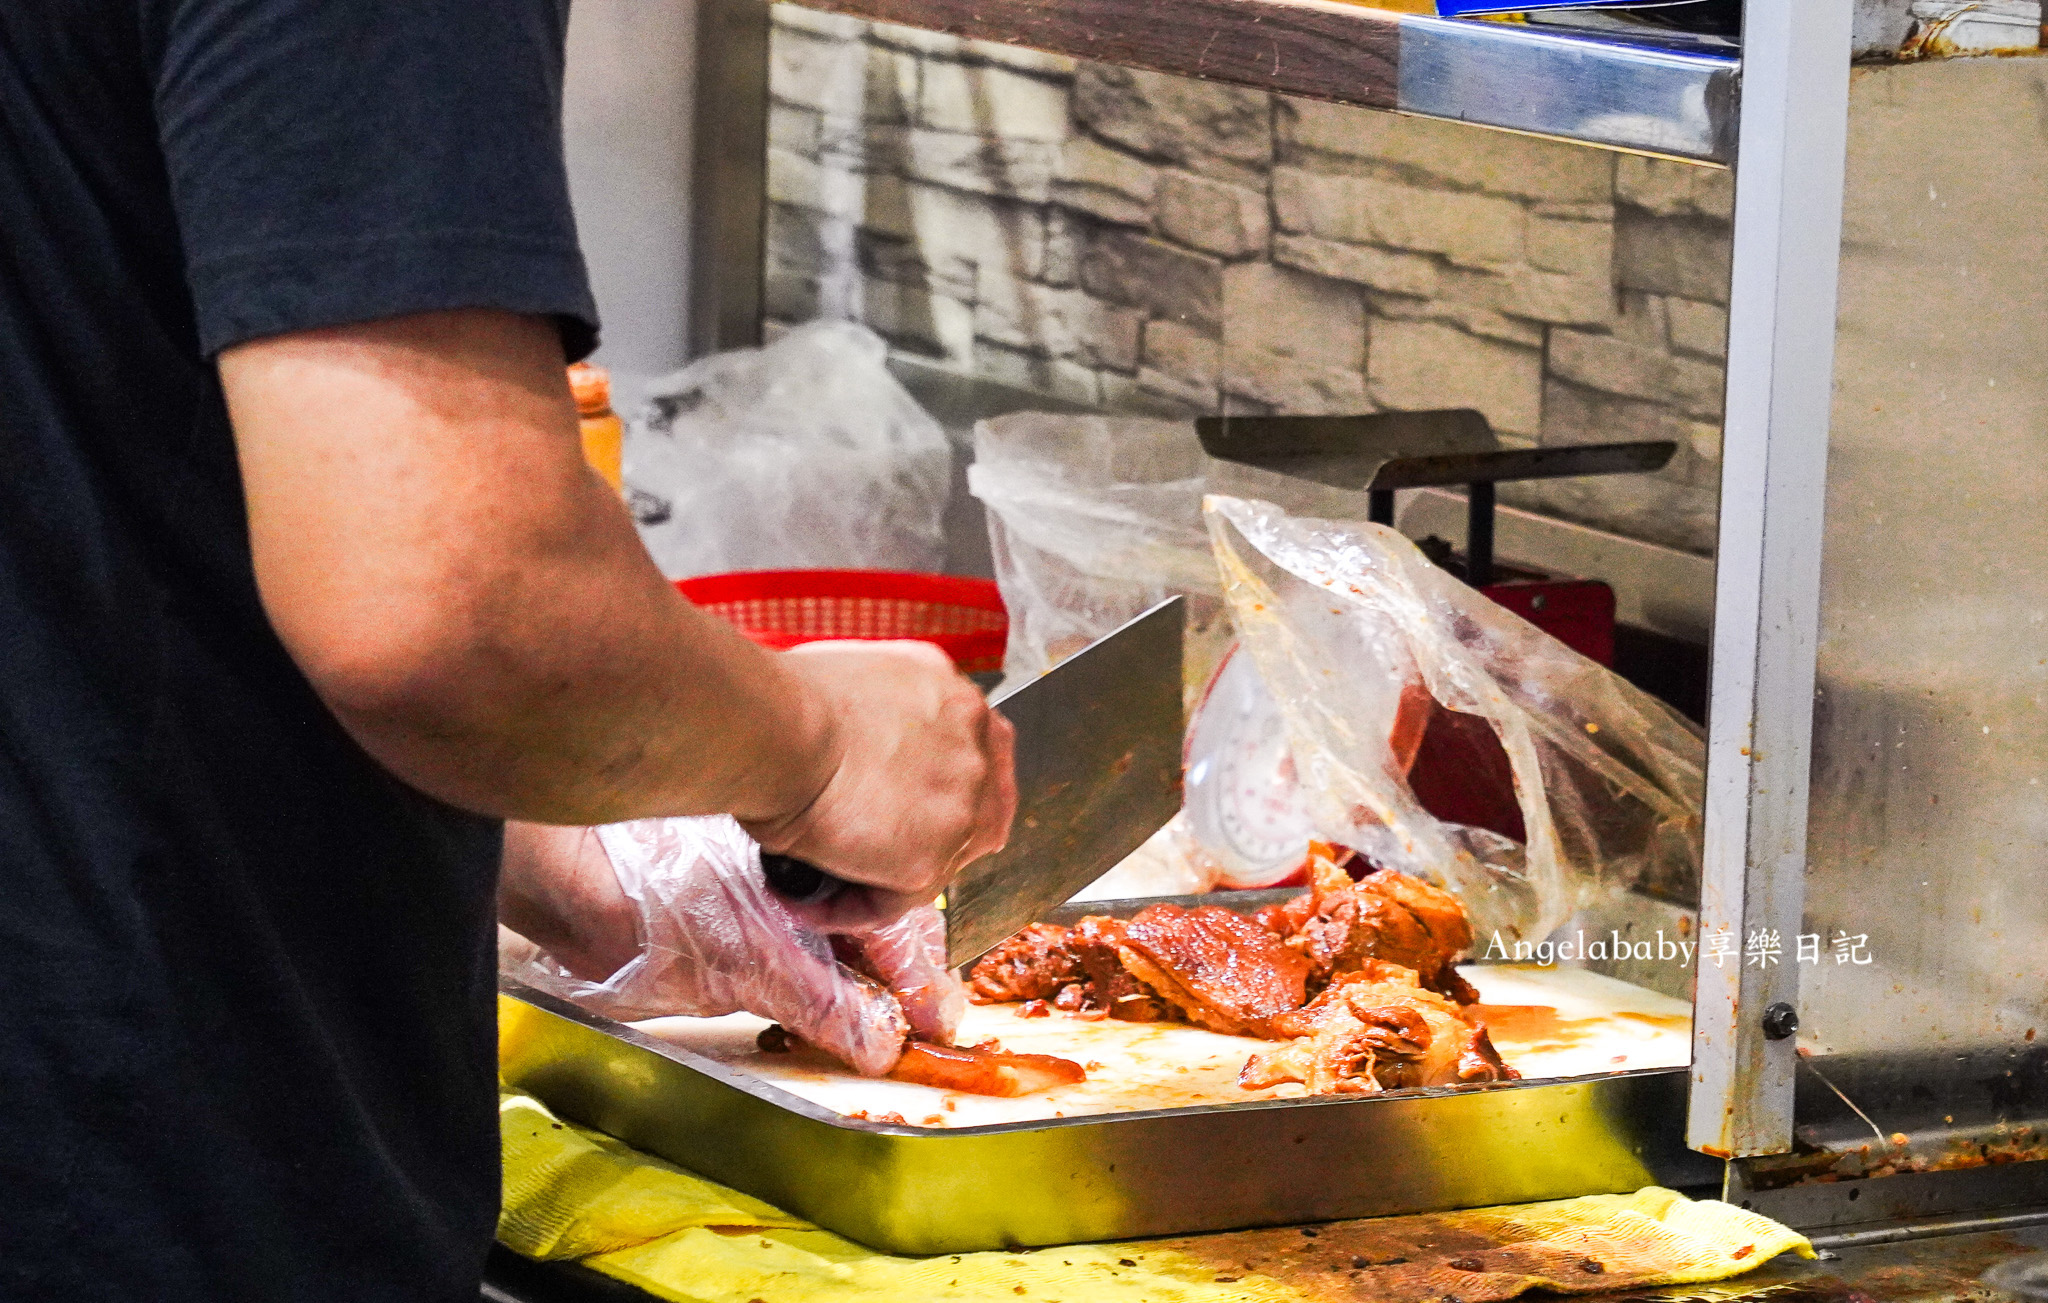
[0,4,1013,1298]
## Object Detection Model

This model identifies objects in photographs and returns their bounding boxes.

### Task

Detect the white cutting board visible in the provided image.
[628,963,1692,1129]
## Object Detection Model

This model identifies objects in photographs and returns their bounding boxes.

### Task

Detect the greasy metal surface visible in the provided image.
[945,597,1184,966]
[1726,1156,2048,1242]
[1194,411,1674,492]
[499,981,1716,1254]
[1399,13,1739,163]
[777,0,1736,161]
[1985,1250,2048,1302]
[1598,1224,2048,1302]
[1816,1210,2048,1252]
[1781,56,2048,1198]
[1731,1044,2048,1204]
[1687,0,1852,1160]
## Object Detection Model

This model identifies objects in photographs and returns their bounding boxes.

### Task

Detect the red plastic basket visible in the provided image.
[675,570,1008,674]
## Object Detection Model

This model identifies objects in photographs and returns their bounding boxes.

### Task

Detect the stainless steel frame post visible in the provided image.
[1686,0,1852,1160]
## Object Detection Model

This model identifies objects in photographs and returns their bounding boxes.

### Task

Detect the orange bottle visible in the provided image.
[568,362,624,492]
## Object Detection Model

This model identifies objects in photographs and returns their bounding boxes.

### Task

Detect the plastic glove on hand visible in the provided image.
[834,906,965,1044]
[505,816,962,1076]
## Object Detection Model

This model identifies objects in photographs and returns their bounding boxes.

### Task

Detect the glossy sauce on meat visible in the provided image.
[1242,966,1516,1094]
[1069,915,1176,1022]
[1117,903,1311,1039]
[966,923,1081,1003]
[888,1040,1087,1097]
[962,857,1515,1099]
[968,916,1181,1023]
[1255,853,1479,1003]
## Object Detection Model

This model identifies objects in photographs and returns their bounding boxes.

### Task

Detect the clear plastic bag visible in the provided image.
[967,413,1220,697]
[966,413,1377,698]
[626,321,951,579]
[1204,494,1704,944]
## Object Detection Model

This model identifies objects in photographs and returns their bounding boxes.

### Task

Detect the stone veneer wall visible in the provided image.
[763,5,1738,554]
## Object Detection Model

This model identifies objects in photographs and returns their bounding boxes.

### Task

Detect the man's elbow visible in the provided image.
[277,589,530,750]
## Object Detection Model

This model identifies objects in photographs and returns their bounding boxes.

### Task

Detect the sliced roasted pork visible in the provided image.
[1117,903,1311,1038]
[1255,852,1479,1004]
[888,1040,1087,1097]
[966,923,1083,1004]
[1068,915,1178,1022]
[967,917,1180,1023]
[1240,964,1514,1094]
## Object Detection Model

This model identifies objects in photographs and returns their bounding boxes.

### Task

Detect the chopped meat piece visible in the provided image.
[1254,888,1314,938]
[1118,904,1311,1038]
[965,916,1180,1024]
[1069,915,1177,1023]
[958,870,1511,1096]
[1258,851,1478,1003]
[1455,1027,1515,1083]
[967,923,1082,1003]
[1406,701,1527,845]
[1241,967,1517,1095]
[888,1040,1087,1097]
[1360,866,1475,962]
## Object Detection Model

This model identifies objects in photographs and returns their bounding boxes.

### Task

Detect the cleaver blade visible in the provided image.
[944,597,1184,968]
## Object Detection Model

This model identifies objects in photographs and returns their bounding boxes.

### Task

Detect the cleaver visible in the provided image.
[762,597,1184,967]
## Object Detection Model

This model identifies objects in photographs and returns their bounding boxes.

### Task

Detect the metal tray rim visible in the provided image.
[502,978,1691,1139]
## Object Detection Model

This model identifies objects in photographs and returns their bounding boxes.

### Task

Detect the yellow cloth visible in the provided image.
[498,1088,1812,1303]
[497,1091,807,1260]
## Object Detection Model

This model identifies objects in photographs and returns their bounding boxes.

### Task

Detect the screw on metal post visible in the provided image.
[1761,1002,1799,1041]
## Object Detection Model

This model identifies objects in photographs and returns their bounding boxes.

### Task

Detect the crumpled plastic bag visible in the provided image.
[626,321,951,578]
[1204,495,1704,944]
[967,413,1378,699]
[503,815,964,1076]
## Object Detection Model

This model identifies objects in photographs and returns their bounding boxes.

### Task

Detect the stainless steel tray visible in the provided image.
[499,979,1717,1254]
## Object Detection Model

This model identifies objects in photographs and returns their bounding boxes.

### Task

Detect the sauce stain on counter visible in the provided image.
[1469,1003,1594,1050]
[1467,1004,1685,1050]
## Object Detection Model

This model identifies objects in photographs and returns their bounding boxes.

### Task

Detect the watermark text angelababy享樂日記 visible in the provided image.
[1483,928,1874,968]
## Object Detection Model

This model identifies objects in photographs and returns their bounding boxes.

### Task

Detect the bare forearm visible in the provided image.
[222,309,1012,902]
[221,310,833,826]
[321,496,831,825]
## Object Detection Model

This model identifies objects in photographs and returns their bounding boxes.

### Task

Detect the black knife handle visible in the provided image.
[759,852,847,905]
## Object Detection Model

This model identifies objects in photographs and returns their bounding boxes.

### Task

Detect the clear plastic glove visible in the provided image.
[841,905,965,1044]
[504,815,964,1076]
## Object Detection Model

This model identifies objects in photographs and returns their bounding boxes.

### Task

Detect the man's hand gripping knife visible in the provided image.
[502,817,964,1077]
[219,311,1016,1077]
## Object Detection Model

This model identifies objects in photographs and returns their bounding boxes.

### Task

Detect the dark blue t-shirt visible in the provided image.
[0,3,598,1298]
